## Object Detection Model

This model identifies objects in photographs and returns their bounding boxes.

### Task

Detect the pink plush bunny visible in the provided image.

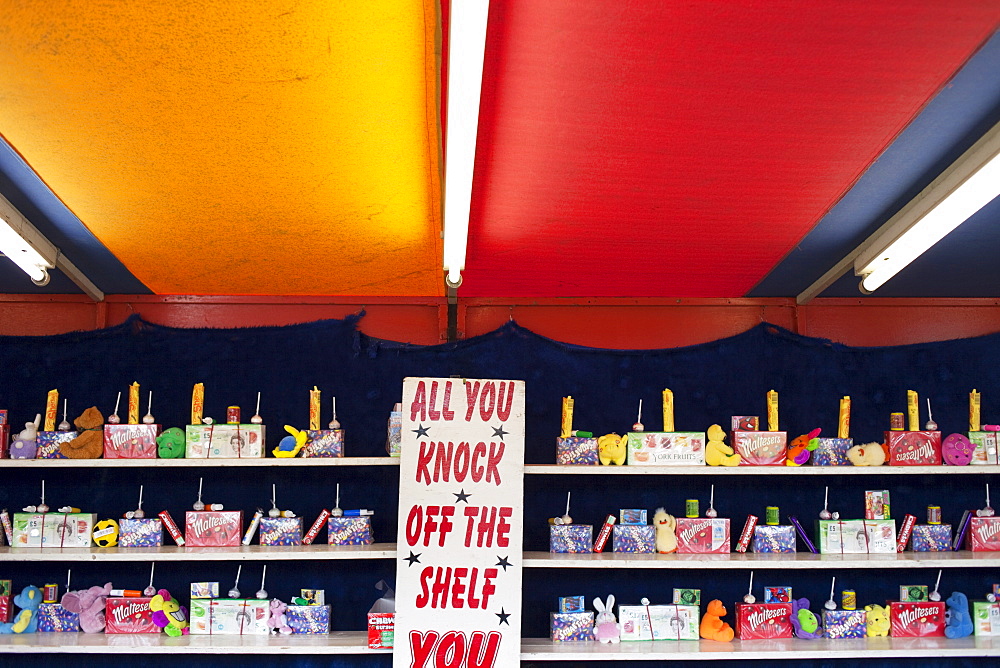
[593,594,620,643]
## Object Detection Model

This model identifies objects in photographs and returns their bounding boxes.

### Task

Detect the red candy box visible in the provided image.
[966,517,1000,552]
[889,601,945,637]
[104,424,161,458]
[185,511,243,547]
[732,431,787,466]
[885,431,942,466]
[675,518,730,554]
[105,597,158,634]
[735,602,793,639]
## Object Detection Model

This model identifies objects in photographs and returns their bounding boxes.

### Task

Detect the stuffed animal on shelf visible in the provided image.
[864,603,890,637]
[156,427,186,458]
[653,507,677,554]
[942,433,975,466]
[597,433,626,466]
[786,428,821,466]
[705,424,740,466]
[699,599,734,642]
[60,407,105,459]
[61,583,112,634]
[9,414,41,459]
[150,589,189,637]
[944,591,973,639]
[790,598,823,639]
[0,585,42,633]
[592,595,620,643]
[847,442,887,467]
[273,425,308,458]
[267,599,292,635]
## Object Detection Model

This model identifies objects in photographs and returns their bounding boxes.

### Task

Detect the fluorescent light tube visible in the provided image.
[0,194,56,285]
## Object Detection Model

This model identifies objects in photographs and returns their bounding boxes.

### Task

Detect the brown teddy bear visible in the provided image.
[60,407,105,459]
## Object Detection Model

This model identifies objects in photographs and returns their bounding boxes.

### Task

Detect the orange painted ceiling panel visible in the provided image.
[0,0,442,296]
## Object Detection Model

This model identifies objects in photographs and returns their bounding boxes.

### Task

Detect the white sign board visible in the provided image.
[394,378,524,668]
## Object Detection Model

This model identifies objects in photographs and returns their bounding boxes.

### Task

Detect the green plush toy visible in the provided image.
[156,427,186,458]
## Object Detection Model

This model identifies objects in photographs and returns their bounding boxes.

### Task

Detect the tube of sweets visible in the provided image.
[128,382,140,425]
[44,389,59,432]
[592,515,616,553]
[191,383,205,425]
[662,389,675,432]
[242,509,263,545]
[896,514,916,552]
[302,509,331,546]
[766,390,778,432]
[560,397,574,438]
[838,396,851,439]
[309,387,321,430]
[736,515,758,553]
[158,510,185,546]
[907,390,919,431]
[971,389,981,432]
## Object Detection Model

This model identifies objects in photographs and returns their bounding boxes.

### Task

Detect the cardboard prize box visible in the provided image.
[119,518,163,547]
[675,518,730,554]
[105,597,158,633]
[36,431,77,459]
[303,429,344,457]
[811,437,853,466]
[189,598,269,635]
[732,431,787,465]
[966,517,1000,551]
[752,525,796,553]
[816,519,896,554]
[550,611,595,641]
[967,432,998,465]
[973,601,1000,636]
[612,525,655,553]
[37,603,80,632]
[619,604,699,641]
[259,517,303,546]
[889,601,945,637]
[885,431,942,466]
[185,424,265,458]
[286,604,331,634]
[549,525,593,553]
[185,510,243,547]
[0,579,10,623]
[910,524,951,552]
[735,602,793,639]
[12,512,95,549]
[823,609,866,639]
[328,516,373,545]
[626,432,705,465]
[556,436,599,465]
[104,424,160,458]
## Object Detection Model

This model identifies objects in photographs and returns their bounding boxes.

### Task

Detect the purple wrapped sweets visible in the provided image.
[35,432,77,459]
[286,604,331,634]
[556,437,599,465]
[303,430,344,458]
[37,603,79,632]
[752,525,797,553]
[612,525,655,553]
[549,525,593,553]
[550,611,595,641]
[911,524,952,552]
[823,609,866,639]
[119,518,164,547]
[812,438,853,466]
[260,517,303,546]
[328,516,373,545]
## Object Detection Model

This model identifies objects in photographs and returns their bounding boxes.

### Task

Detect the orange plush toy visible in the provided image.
[699,599,735,642]
[60,407,105,459]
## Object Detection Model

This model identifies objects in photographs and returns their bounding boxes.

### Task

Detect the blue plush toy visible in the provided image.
[0,585,43,634]
[945,591,973,639]
[790,598,823,639]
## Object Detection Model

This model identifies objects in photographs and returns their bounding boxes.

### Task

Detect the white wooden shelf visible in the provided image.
[0,456,400,468]
[0,544,397,562]
[525,464,1000,475]
[0,631,381,654]
[521,635,1000,661]
[523,550,1000,569]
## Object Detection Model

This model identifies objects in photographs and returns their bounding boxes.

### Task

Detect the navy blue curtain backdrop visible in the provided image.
[2,314,999,667]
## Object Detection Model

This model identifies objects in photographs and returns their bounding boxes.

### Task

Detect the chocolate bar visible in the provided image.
[736,514,758,553]
[303,509,331,546]
[592,514,616,553]
[158,510,185,546]
[896,514,916,553]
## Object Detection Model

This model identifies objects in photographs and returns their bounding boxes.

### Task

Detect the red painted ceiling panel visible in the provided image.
[462,1,999,297]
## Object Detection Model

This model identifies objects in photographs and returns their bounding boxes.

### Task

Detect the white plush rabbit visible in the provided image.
[593,594,620,643]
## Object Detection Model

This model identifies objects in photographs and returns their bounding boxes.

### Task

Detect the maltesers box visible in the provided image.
[816,519,896,554]
[823,609,867,639]
[626,432,706,465]
[189,598,270,635]
[675,518,730,554]
[303,429,344,458]
[735,602,793,639]
[968,432,999,465]
[185,424,265,458]
[259,517,303,546]
[889,601,945,637]
[328,516,373,545]
[185,510,243,547]
[105,597,159,633]
[973,601,1000,636]
[35,431,77,459]
[556,437,599,465]
[732,431,787,465]
[612,525,655,553]
[104,424,161,458]
[911,524,952,552]
[119,518,163,547]
[37,603,79,632]
[550,611,595,641]
[811,438,853,466]
[368,612,395,648]
[286,604,331,634]
[11,512,95,548]
[549,525,593,553]
[619,604,699,641]
[966,517,1000,551]
[885,431,942,466]
[752,525,796,553]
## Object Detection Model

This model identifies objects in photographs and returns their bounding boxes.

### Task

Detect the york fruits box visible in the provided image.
[732,431,787,465]
[626,432,705,465]
[735,602,793,639]
[889,601,945,637]
[886,431,942,466]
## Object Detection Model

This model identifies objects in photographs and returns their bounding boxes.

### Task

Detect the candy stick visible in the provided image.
[269,483,279,517]
[929,569,943,601]
[38,479,48,513]
[193,477,205,511]
[251,392,263,424]
[971,389,982,432]
[66,569,71,591]
[766,390,779,432]
[143,391,155,424]
[144,563,156,597]
[44,389,58,432]
[128,382,140,425]
[743,571,755,603]
[329,396,341,430]
[825,577,837,610]
[979,483,995,517]
[925,398,938,431]
[561,491,572,524]
[228,564,242,598]
[332,483,343,517]
[560,397,574,438]
[907,390,919,431]
[662,389,674,432]
[820,486,831,520]
[58,399,70,431]
[632,399,644,431]
[309,386,321,430]
[705,484,718,518]
[838,396,851,439]
[134,484,145,518]
[191,383,205,425]
[256,565,268,599]
[108,391,122,424]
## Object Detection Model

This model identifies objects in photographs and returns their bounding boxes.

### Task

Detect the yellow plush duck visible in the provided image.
[273,425,308,458]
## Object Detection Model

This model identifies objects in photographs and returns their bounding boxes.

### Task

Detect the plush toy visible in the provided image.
[0,585,42,633]
[156,427,186,458]
[653,507,678,553]
[150,588,189,636]
[61,583,112,634]
[273,425,307,458]
[942,433,975,466]
[92,519,120,547]
[699,599,734,642]
[267,598,292,635]
[786,428,821,466]
[597,433,626,465]
[847,441,887,467]
[592,595,620,643]
[864,603,890,637]
[790,598,823,639]
[706,424,740,466]
[10,414,41,459]
[944,591,973,639]
[60,407,105,459]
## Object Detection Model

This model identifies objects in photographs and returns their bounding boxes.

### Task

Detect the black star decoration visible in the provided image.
[453,488,472,503]
[412,424,430,438]
[496,608,511,626]
[491,425,508,440]
[495,555,512,571]
[404,551,422,566]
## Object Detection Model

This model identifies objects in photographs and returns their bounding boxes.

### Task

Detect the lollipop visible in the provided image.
[255,565,268,599]
[328,397,341,430]
[743,571,755,604]
[108,391,122,424]
[250,392,263,424]
[144,563,156,597]
[929,569,942,602]
[632,399,644,432]
[193,477,205,511]
[228,564,242,598]
[824,577,837,610]
[705,484,718,519]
